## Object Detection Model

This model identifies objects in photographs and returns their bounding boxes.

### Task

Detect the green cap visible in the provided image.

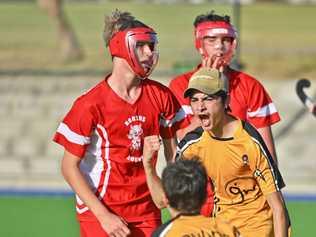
[183,68,227,98]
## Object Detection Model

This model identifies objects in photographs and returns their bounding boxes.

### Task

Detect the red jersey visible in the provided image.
[53,76,188,222]
[169,67,280,129]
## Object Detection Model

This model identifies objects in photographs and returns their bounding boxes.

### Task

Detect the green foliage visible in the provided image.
[0,2,316,79]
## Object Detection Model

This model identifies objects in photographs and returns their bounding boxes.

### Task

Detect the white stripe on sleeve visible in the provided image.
[182,105,193,115]
[57,122,91,145]
[160,106,191,128]
[247,103,277,118]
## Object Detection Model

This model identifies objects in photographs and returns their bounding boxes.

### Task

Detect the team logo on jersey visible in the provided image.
[125,115,147,162]
[225,177,259,204]
[128,124,143,151]
[242,154,249,166]
[254,169,266,182]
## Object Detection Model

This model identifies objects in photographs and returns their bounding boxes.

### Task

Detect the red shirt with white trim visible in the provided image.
[169,67,281,129]
[53,76,188,222]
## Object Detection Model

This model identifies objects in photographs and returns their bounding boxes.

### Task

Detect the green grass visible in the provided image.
[0,196,79,237]
[1,2,316,79]
[287,201,315,236]
[0,196,314,237]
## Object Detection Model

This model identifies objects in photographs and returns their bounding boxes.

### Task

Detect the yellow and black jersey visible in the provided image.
[177,119,285,237]
[152,214,240,237]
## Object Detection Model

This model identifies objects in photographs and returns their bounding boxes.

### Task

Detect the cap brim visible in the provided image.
[183,86,222,98]
[183,68,226,98]
[184,88,200,98]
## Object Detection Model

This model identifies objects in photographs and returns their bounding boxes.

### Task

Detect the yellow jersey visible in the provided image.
[152,214,240,237]
[177,119,285,237]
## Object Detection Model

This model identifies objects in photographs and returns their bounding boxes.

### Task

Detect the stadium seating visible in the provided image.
[0,75,315,193]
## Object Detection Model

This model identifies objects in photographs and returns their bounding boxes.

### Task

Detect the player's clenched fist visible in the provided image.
[143,135,161,164]
[99,212,130,237]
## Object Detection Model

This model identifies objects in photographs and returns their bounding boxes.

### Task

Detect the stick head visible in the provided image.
[296,78,316,115]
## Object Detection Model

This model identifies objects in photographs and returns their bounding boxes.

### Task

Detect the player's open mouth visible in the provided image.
[198,114,209,120]
[198,114,211,127]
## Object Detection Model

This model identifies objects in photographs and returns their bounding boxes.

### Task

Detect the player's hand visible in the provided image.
[202,55,225,72]
[99,212,130,237]
[143,135,160,164]
[201,39,237,72]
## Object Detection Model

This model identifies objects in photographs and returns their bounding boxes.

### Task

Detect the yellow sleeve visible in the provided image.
[250,144,281,196]
[182,144,202,161]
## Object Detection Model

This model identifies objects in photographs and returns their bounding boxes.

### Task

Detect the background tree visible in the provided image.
[38,0,83,61]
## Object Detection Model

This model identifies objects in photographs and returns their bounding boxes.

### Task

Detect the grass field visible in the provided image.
[0,196,314,237]
[1,2,316,79]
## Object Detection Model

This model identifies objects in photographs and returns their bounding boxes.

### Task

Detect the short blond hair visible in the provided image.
[103,9,148,46]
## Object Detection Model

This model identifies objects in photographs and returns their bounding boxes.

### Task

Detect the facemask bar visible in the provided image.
[127,31,159,78]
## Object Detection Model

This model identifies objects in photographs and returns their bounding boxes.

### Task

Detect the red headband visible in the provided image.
[109,27,158,78]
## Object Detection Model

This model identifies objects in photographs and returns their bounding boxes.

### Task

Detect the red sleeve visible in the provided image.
[168,73,192,106]
[168,73,196,124]
[53,97,95,158]
[159,87,190,139]
[246,78,281,128]
[229,70,281,129]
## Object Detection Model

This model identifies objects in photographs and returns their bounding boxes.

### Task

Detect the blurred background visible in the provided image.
[0,0,315,236]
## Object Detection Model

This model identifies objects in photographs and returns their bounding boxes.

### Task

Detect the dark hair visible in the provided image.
[194,10,231,27]
[214,90,228,105]
[103,9,150,46]
[161,159,207,214]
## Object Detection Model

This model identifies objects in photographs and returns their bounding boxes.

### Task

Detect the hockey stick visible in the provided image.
[296,79,316,116]
[275,79,316,141]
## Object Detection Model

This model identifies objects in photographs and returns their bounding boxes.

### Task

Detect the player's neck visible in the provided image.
[209,114,237,138]
[168,207,181,218]
[108,61,142,103]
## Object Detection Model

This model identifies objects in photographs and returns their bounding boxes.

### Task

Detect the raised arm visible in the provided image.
[142,135,167,209]
[61,150,130,236]
[162,137,178,162]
